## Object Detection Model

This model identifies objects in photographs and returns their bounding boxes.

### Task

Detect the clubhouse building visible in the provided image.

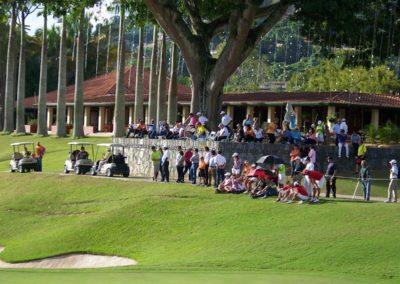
[24,66,400,134]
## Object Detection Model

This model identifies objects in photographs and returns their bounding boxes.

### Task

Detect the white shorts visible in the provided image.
[278,174,285,184]
[232,168,241,175]
[250,177,258,182]
[297,193,309,201]
[316,176,325,189]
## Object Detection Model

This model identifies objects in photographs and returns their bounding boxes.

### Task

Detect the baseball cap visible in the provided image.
[220,111,226,115]
[225,172,231,176]
[389,159,397,164]
[293,181,299,186]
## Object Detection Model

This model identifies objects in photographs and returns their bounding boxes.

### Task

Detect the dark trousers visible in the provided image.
[216,168,225,186]
[326,177,336,197]
[267,133,275,144]
[204,164,209,185]
[352,143,359,157]
[184,162,191,179]
[176,166,184,182]
[161,161,169,182]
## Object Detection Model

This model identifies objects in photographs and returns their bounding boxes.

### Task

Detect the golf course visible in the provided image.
[0,135,399,283]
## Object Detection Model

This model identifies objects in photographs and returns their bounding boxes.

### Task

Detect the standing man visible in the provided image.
[359,160,371,201]
[150,146,161,181]
[325,156,337,198]
[385,159,398,203]
[208,150,218,187]
[302,169,325,203]
[160,145,171,182]
[189,148,200,184]
[220,111,232,132]
[204,146,211,186]
[215,150,227,187]
[197,112,208,127]
[183,147,193,180]
[304,157,315,197]
[35,142,46,172]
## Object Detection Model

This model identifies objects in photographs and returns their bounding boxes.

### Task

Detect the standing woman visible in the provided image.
[176,150,185,183]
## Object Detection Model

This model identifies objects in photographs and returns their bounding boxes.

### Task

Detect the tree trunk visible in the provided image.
[37,6,48,136]
[72,9,85,138]
[16,13,26,134]
[113,4,126,137]
[167,43,178,124]
[147,25,158,124]
[56,16,67,137]
[133,26,144,123]
[3,4,17,133]
[156,32,166,124]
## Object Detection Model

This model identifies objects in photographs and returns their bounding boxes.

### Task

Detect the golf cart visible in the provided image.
[64,142,94,175]
[9,142,38,173]
[90,143,130,177]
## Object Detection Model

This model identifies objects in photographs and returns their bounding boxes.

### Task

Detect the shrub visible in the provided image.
[378,121,400,144]
[364,124,377,143]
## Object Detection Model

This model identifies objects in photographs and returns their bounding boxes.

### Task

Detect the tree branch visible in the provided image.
[183,0,204,35]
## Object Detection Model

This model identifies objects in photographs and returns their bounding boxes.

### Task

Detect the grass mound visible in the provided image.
[0,173,398,283]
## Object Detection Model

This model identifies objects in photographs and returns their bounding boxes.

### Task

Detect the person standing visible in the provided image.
[355,139,367,174]
[302,169,325,203]
[215,150,227,187]
[35,142,46,172]
[359,160,371,201]
[337,129,349,158]
[304,157,315,197]
[204,146,211,186]
[176,150,185,183]
[160,145,171,182]
[220,111,232,131]
[315,120,325,145]
[208,150,218,187]
[385,160,398,203]
[189,148,200,184]
[183,147,193,180]
[150,146,162,181]
[350,130,361,157]
[325,156,337,198]
[289,145,301,177]
[266,118,277,144]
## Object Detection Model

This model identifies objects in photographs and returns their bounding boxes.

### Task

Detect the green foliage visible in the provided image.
[377,121,400,144]
[364,124,378,144]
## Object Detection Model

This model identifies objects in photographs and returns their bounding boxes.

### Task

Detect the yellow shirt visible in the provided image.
[196,125,206,135]
[358,144,367,156]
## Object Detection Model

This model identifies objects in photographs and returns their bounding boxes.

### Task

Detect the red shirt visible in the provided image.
[35,145,45,157]
[307,170,324,181]
[184,151,193,163]
[294,185,308,196]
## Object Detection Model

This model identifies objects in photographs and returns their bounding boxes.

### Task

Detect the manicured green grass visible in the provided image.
[0,173,399,283]
[0,135,111,172]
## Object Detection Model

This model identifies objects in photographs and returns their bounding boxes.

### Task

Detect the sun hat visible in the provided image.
[224,172,231,176]
[220,111,226,115]
[196,112,202,115]
[389,159,397,164]
[232,152,239,157]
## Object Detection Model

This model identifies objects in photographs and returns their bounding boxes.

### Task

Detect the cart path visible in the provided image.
[0,246,137,269]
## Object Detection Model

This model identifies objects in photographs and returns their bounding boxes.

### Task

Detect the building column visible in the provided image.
[246,105,254,116]
[182,106,190,121]
[294,106,302,127]
[128,106,134,124]
[98,106,105,132]
[267,106,276,123]
[371,109,379,129]
[227,105,234,124]
[327,105,336,128]
[46,107,54,130]
[66,106,73,125]
[144,106,149,123]
[84,106,91,127]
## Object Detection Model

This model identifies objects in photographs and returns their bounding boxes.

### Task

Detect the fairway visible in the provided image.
[0,170,399,283]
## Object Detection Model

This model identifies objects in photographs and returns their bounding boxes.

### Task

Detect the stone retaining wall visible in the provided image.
[114,138,400,179]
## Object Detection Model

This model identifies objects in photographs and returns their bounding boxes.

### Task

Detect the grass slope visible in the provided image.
[0,173,399,283]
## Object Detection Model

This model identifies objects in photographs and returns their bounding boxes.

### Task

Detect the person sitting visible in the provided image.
[126,123,136,138]
[98,148,112,171]
[242,113,254,128]
[77,146,89,160]
[253,124,263,143]
[215,123,229,141]
[304,129,317,145]
[276,181,293,202]
[147,119,158,139]
[290,126,301,144]
[170,121,182,139]
[23,146,31,158]
[216,172,233,193]
[193,122,207,140]
[250,177,278,199]
[244,125,255,142]
[197,112,208,126]
[281,126,292,143]
[158,121,169,137]
[135,119,148,137]
[234,124,245,142]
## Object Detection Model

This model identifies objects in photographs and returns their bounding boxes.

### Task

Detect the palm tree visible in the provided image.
[72,8,85,138]
[156,31,166,124]
[133,26,144,123]
[113,3,126,137]
[167,43,178,125]
[15,7,27,134]
[37,3,48,136]
[56,15,67,137]
[147,25,158,123]
[3,2,17,133]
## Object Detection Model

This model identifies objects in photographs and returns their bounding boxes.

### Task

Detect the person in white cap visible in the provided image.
[220,111,232,130]
[197,112,208,126]
[231,153,242,175]
[216,123,229,141]
[385,159,398,203]
[160,145,171,182]
[339,118,348,134]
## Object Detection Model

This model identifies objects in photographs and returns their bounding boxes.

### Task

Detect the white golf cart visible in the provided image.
[90,143,130,177]
[9,142,38,173]
[64,142,94,175]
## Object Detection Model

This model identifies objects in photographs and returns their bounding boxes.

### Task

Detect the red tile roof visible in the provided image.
[24,66,192,108]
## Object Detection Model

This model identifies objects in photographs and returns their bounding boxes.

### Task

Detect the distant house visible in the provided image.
[24,66,400,134]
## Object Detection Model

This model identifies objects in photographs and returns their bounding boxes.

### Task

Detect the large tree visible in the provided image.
[55,16,67,137]
[143,0,290,128]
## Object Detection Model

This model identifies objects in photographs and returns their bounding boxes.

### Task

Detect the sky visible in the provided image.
[25,1,113,35]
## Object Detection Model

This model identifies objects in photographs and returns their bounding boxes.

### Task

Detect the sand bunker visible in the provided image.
[0,246,137,269]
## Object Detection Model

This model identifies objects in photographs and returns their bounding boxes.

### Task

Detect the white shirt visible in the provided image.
[340,122,348,134]
[254,128,263,139]
[390,164,398,179]
[221,114,232,126]
[209,156,217,167]
[331,123,340,135]
[198,115,208,126]
[215,154,226,168]
[305,162,315,171]
[218,127,229,137]
[204,151,211,165]
[161,149,171,163]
